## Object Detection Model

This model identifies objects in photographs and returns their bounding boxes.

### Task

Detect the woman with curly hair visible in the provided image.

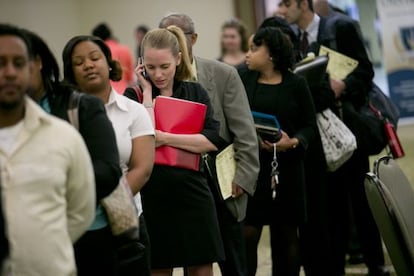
[238,27,317,276]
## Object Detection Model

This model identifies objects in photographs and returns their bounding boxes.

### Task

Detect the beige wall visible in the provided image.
[0,0,235,67]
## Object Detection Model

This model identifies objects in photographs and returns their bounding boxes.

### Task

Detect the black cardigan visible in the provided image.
[48,86,121,202]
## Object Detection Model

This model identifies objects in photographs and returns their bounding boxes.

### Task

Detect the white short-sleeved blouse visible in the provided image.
[105,89,154,214]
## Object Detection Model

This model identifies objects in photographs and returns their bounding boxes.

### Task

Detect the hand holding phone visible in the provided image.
[135,58,152,101]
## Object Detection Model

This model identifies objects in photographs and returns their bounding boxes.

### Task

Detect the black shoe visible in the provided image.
[368,265,391,276]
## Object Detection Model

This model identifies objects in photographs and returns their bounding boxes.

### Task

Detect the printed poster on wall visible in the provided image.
[377,0,414,120]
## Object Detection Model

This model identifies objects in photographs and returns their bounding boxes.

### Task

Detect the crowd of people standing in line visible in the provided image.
[0,0,391,275]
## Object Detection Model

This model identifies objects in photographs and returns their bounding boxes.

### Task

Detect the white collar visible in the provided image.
[106,88,128,112]
[301,14,320,44]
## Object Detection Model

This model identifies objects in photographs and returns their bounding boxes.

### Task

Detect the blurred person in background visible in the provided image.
[135,24,149,60]
[92,23,134,94]
[218,18,249,67]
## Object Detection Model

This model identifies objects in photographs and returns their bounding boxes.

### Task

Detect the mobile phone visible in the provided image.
[142,69,149,80]
[139,57,149,80]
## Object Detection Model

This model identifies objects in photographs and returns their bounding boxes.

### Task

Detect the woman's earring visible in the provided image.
[269,57,273,61]
[109,67,113,71]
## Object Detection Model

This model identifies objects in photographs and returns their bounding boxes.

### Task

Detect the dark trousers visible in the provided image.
[74,215,151,276]
[216,201,248,276]
[327,150,385,275]
[116,214,151,276]
[74,226,117,276]
[300,144,332,276]
[245,221,301,276]
[137,214,151,276]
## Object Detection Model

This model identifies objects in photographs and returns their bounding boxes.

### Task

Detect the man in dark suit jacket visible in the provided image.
[278,1,390,275]
[159,13,260,276]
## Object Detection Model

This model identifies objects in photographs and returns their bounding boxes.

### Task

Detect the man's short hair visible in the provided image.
[283,0,313,12]
[301,0,314,11]
[92,23,111,40]
[159,13,195,34]
[0,23,33,58]
[136,25,149,34]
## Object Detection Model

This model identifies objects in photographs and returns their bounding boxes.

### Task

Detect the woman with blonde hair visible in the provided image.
[131,25,225,276]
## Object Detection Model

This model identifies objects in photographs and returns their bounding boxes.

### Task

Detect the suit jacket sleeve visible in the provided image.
[79,95,122,201]
[334,19,374,105]
[197,85,226,149]
[222,67,260,196]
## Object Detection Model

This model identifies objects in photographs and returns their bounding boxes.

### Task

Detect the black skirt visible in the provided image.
[141,166,224,268]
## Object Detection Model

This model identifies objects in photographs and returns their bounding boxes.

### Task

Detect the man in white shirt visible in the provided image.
[0,24,96,275]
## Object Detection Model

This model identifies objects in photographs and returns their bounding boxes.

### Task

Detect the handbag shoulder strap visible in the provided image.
[67,91,82,130]
[132,85,143,103]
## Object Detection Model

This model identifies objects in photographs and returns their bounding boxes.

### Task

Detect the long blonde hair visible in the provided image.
[141,25,194,81]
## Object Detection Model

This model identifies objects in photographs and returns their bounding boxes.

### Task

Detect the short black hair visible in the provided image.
[136,25,149,34]
[0,23,33,59]
[92,23,112,40]
[284,0,313,12]
[300,0,314,12]
[253,27,295,72]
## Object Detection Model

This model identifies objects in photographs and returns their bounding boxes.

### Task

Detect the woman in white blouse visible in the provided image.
[62,35,155,276]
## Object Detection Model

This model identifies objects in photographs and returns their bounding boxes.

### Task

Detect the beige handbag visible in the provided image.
[100,176,139,235]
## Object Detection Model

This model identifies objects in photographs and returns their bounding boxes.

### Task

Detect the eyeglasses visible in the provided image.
[184,32,194,36]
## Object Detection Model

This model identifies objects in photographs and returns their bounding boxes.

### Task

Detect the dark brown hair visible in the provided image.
[62,35,122,86]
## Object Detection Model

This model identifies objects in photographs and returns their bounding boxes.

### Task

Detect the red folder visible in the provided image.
[154,96,207,170]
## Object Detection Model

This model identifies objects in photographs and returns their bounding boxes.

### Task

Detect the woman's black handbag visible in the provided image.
[342,83,401,156]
